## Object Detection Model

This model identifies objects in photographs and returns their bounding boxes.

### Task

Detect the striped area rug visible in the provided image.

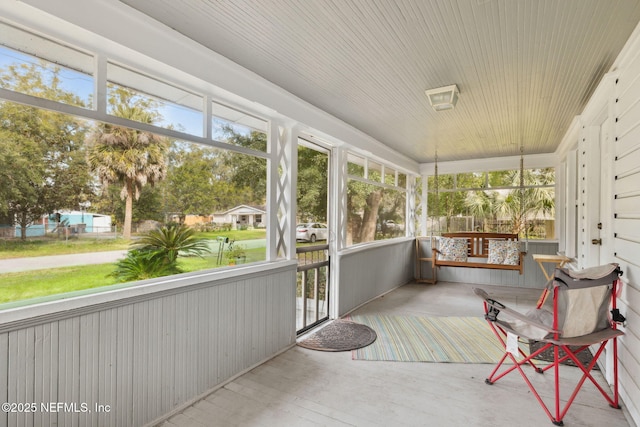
[350,315,513,363]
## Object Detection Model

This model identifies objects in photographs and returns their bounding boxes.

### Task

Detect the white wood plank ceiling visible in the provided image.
[120,0,640,163]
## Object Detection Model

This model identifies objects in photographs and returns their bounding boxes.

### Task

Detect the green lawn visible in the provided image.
[0,237,130,259]
[0,229,329,308]
[0,253,268,306]
[0,264,118,305]
[0,229,269,306]
[179,246,266,270]
[199,229,267,241]
[0,251,269,305]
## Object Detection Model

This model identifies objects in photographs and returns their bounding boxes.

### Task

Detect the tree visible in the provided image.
[92,184,164,227]
[346,161,408,243]
[86,87,169,239]
[163,143,228,216]
[360,188,383,241]
[463,169,555,236]
[427,174,468,232]
[0,130,47,239]
[347,180,383,244]
[220,127,268,206]
[377,189,406,237]
[297,146,328,222]
[0,62,90,240]
[492,169,555,235]
[159,140,255,220]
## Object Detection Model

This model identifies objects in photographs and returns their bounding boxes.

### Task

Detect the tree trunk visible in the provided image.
[359,190,382,242]
[123,181,134,239]
[18,212,28,241]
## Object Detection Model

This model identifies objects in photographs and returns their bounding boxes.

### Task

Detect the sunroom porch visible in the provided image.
[1,1,640,427]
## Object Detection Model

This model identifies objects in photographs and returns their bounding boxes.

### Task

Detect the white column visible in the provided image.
[333,147,349,251]
[269,121,298,260]
[406,175,417,238]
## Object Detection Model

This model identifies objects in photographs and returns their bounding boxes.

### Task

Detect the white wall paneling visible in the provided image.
[337,240,414,316]
[564,150,578,259]
[0,264,297,427]
[610,32,640,426]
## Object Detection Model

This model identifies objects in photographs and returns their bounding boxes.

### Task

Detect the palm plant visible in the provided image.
[112,223,211,282]
[131,223,211,264]
[111,249,180,282]
[86,87,169,239]
[463,169,555,236]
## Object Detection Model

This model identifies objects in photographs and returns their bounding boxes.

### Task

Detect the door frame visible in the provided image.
[296,137,333,334]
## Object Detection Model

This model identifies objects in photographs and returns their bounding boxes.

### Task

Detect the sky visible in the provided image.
[0,45,227,140]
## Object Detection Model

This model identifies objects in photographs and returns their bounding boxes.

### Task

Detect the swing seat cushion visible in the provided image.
[438,237,468,262]
[488,240,521,265]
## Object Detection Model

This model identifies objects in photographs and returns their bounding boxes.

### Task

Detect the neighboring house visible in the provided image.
[14,210,112,238]
[212,205,266,229]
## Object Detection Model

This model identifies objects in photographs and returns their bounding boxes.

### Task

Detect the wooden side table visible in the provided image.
[532,254,571,307]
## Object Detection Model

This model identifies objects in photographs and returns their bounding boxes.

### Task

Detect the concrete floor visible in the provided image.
[159,281,633,427]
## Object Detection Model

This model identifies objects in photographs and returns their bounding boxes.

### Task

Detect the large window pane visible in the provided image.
[346,151,408,246]
[367,160,382,182]
[347,181,406,245]
[384,167,397,186]
[347,153,365,177]
[457,172,485,189]
[528,168,555,185]
[0,22,93,108]
[107,62,204,137]
[0,99,267,307]
[426,168,555,238]
[211,101,267,151]
[488,170,515,188]
[398,173,407,188]
[428,173,454,190]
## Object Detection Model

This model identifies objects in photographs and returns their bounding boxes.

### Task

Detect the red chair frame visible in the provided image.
[476,265,624,426]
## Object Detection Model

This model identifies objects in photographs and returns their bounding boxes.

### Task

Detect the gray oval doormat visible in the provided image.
[297,319,377,352]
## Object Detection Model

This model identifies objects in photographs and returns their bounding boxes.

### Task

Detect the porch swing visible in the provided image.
[431,146,528,275]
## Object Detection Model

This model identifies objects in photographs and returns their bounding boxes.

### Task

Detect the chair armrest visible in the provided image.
[473,287,559,335]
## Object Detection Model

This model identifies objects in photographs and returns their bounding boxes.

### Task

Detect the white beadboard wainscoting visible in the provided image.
[337,238,415,316]
[0,261,298,427]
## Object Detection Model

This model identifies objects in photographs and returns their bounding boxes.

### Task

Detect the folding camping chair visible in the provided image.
[474,263,625,426]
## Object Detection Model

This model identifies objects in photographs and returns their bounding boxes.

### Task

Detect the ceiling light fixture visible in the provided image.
[425,84,459,111]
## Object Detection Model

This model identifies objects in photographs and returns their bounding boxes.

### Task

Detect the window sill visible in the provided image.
[0,260,298,327]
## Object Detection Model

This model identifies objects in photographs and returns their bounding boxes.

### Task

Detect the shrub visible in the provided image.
[225,243,247,264]
[112,223,211,281]
[111,249,180,281]
[131,223,211,263]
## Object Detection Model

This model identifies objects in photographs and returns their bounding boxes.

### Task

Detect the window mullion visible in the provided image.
[204,95,212,140]
[95,54,107,114]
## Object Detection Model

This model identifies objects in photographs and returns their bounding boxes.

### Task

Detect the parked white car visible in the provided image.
[296,223,328,243]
